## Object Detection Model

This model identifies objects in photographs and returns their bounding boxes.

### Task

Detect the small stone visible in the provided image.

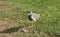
[21,27,29,32]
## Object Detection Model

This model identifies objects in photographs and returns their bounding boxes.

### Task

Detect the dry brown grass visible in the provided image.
[0,0,6,1]
[0,33,16,37]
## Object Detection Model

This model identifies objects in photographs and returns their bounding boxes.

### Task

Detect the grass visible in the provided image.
[0,0,60,37]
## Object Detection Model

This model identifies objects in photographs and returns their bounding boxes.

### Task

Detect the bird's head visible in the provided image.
[28,10,32,15]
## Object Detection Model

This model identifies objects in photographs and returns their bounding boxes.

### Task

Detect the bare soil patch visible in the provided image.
[0,21,11,31]
[11,7,22,12]
[0,33,16,37]
[0,0,6,1]
[0,4,11,9]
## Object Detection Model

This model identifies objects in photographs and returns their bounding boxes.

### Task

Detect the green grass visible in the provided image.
[0,0,60,37]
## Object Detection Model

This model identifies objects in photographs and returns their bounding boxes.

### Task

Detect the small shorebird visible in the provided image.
[28,10,40,21]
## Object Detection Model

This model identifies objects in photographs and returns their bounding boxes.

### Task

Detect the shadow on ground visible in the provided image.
[0,26,22,33]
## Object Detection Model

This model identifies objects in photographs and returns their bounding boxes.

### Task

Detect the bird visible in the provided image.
[28,10,40,21]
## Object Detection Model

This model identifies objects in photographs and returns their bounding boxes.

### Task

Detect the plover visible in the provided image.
[28,10,40,21]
